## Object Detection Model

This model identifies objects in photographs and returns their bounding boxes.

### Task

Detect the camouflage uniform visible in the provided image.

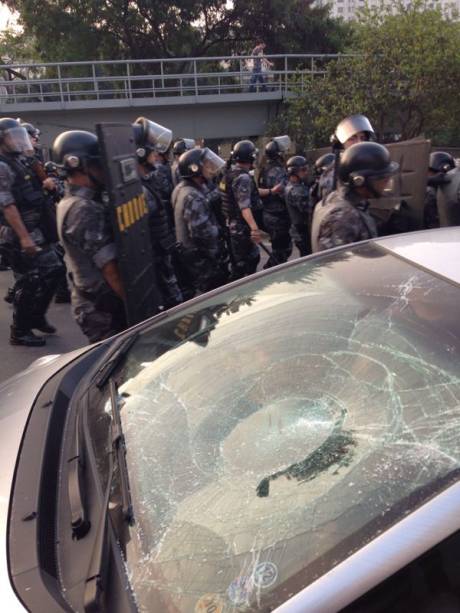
[57,184,126,343]
[311,186,378,253]
[310,164,334,208]
[285,180,312,257]
[142,175,183,308]
[172,178,228,293]
[219,165,261,277]
[258,160,292,267]
[152,162,174,229]
[0,156,63,333]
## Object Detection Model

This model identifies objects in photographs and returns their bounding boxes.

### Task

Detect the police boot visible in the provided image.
[10,326,46,347]
[31,317,57,334]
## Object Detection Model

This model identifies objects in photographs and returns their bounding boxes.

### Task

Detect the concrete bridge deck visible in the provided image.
[0,54,347,141]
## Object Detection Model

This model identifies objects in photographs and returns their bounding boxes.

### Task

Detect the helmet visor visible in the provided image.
[273,135,292,153]
[182,138,196,151]
[202,148,225,179]
[3,126,33,154]
[335,115,375,145]
[143,119,173,153]
[368,162,400,198]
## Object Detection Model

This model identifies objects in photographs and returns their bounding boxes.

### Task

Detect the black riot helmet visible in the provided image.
[20,121,40,141]
[265,135,291,160]
[338,142,399,198]
[179,147,225,180]
[173,138,196,157]
[0,117,33,154]
[334,114,375,148]
[51,130,101,172]
[314,153,335,176]
[429,151,455,174]
[286,155,308,177]
[133,117,173,163]
[231,140,258,164]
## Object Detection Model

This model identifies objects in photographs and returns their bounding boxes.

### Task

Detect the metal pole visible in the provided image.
[193,59,198,96]
[92,63,99,100]
[284,55,288,93]
[126,61,132,99]
[57,64,64,104]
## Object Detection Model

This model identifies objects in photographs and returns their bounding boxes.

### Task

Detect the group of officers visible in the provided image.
[0,113,455,347]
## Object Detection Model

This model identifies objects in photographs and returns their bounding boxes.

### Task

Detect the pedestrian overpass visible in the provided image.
[0,54,342,145]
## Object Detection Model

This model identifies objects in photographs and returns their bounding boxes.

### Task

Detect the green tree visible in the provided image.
[0,25,38,63]
[3,0,345,62]
[274,0,460,148]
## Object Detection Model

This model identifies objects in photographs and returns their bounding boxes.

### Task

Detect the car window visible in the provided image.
[110,244,460,612]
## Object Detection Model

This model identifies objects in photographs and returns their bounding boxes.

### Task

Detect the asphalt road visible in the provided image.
[0,269,87,383]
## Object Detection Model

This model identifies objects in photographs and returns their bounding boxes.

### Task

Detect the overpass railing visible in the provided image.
[0,54,351,106]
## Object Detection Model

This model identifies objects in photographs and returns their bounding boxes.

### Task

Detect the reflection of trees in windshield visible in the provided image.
[174,295,258,347]
[127,247,354,370]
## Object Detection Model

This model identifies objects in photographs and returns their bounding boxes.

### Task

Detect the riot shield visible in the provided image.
[436,167,460,227]
[370,138,430,231]
[96,123,161,327]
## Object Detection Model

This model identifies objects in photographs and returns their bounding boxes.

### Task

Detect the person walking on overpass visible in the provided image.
[249,40,273,92]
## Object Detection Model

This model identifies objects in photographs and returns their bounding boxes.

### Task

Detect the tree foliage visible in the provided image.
[3,0,346,63]
[0,24,37,63]
[274,0,460,148]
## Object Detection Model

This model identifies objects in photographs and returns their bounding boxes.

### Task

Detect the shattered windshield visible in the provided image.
[116,243,460,612]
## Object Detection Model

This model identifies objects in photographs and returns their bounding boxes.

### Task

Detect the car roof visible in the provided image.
[376,227,460,285]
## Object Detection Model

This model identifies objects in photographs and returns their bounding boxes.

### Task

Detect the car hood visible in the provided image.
[0,346,92,612]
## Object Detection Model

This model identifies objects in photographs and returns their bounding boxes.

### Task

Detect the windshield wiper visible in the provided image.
[68,408,91,540]
[83,377,134,610]
[94,331,140,389]
[108,377,134,524]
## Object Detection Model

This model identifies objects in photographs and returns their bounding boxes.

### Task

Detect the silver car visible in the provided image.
[2,228,460,613]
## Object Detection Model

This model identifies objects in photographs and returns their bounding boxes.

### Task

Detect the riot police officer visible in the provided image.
[133,118,183,308]
[134,116,175,228]
[0,117,62,346]
[4,121,62,304]
[21,123,70,303]
[311,142,399,253]
[285,156,312,257]
[258,136,292,267]
[171,138,196,187]
[219,140,263,277]
[52,130,127,343]
[424,151,456,229]
[20,121,44,163]
[171,147,228,293]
